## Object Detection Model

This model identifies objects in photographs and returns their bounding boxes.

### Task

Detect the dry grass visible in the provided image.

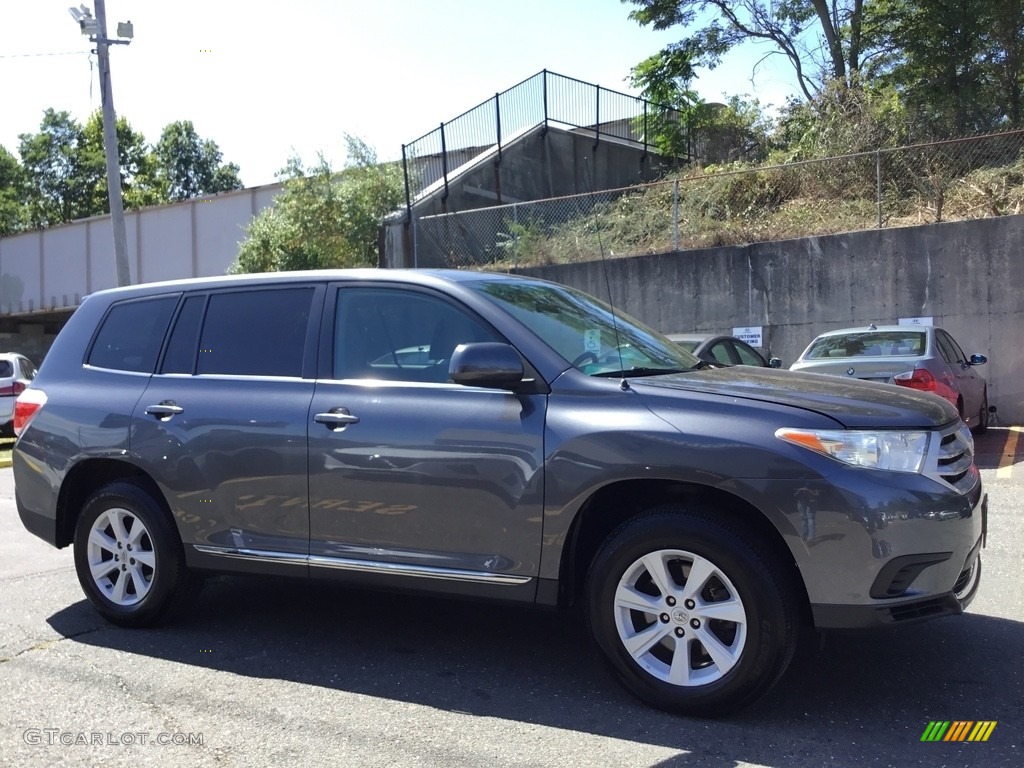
[492,148,1024,268]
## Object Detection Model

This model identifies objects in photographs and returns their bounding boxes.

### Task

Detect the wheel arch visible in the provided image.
[557,479,810,618]
[55,459,166,548]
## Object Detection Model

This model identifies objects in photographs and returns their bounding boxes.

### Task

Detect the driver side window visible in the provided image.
[333,288,502,383]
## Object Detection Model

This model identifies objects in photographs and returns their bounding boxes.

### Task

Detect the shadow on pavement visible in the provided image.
[973,427,1021,471]
[47,574,1023,766]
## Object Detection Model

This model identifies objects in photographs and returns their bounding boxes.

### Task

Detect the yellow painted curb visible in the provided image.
[997,426,1022,479]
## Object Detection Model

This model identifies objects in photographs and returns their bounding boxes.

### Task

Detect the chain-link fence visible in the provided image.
[413,130,1024,269]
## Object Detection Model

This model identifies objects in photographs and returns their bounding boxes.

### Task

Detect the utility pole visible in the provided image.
[69,2,133,287]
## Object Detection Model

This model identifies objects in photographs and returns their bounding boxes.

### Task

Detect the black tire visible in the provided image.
[971,391,988,435]
[586,505,799,717]
[73,481,201,627]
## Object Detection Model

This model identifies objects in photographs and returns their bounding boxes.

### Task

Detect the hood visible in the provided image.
[631,366,958,429]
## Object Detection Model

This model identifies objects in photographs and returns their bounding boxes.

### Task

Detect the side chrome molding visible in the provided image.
[192,545,532,586]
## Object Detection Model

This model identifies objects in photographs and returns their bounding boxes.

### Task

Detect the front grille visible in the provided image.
[925,422,978,494]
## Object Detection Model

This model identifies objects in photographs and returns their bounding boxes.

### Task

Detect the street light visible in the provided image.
[67,1,134,287]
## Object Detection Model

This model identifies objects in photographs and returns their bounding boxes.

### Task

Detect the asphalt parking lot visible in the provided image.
[1,428,1022,768]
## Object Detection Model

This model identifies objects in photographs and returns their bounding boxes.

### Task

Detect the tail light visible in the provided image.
[893,368,936,392]
[13,388,47,436]
[0,381,25,397]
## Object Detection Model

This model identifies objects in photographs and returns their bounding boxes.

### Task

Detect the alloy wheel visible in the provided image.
[85,506,156,606]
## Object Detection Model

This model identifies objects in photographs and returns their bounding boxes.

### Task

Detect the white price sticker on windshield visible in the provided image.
[584,329,601,354]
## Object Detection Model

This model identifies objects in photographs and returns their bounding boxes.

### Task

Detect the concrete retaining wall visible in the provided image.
[520,215,1024,424]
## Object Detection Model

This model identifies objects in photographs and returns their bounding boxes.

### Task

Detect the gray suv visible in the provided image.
[13,270,986,716]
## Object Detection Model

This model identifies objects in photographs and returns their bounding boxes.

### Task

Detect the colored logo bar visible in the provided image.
[921,721,997,742]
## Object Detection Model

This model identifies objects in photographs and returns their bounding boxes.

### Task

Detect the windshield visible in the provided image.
[471,279,701,376]
[804,331,925,359]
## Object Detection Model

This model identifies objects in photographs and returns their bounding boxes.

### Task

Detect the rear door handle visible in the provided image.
[314,408,360,430]
[145,402,184,420]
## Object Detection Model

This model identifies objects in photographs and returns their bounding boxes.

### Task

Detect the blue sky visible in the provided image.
[1,0,802,188]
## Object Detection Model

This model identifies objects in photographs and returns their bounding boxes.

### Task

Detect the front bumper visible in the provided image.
[806,486,986,629]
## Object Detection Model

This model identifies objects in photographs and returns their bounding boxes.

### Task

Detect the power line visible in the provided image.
[0,50,86,59]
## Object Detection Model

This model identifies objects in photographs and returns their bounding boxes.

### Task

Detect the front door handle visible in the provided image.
[314,408,360,430]
[145,402,184,420]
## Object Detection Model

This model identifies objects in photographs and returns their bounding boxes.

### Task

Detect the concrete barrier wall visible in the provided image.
[519,215,1024,424]
[0,183,282,315]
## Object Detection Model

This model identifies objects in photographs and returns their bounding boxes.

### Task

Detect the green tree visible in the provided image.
[773,77,909,159]
[0,145,27,235]
[18,109,103,226]
[629,49,702,157]
[82,112,165,212]
[987,0,1024,126]
[231,135,405,274]
[865,0,1024,135]
[155,120,242,201]
[624,1,872,102]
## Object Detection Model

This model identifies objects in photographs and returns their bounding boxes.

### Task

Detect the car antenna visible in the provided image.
[583,155,628,391]
[868,322,877,330]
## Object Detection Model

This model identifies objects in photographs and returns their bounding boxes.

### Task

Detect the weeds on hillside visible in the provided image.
[418,131,1024,269]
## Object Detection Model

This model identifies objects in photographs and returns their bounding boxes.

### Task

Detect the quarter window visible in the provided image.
[88,297,178,373]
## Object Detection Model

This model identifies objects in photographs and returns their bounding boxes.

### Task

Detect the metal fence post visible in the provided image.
[542,69,549,136]
[412,212,419,268]
[642,101,648,160]
[401,144,412,222]
[594,85,601,151]
[876,149,883,228]
[512,202,519,271]
[440,122,449,201]
[673,179,680,251]
[495,93,502,164]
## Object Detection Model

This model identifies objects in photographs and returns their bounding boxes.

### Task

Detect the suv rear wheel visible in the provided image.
[586,505,799,716]
[73,482,201,627]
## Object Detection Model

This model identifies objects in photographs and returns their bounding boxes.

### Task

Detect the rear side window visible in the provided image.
[197,288,313,377]
[88,297,178,373]
[0,361,12,378]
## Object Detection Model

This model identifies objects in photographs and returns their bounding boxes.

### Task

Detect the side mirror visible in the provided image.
[969,354,987,366]
[450,343,524,390]
[769,357,783,369]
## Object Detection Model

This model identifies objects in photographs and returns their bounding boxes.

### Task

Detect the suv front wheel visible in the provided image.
[73,481,201,627]
[586,505,799,716]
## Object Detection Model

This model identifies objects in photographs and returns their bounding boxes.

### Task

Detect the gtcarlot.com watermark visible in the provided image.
[23,728,203,747]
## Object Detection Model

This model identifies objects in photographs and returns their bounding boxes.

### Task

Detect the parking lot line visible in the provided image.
[997,426,1022,479]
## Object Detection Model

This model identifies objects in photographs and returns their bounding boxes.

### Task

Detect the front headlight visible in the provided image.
[775,428,929,473]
